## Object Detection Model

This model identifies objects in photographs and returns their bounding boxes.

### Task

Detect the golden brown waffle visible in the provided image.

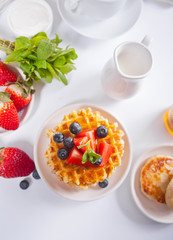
[44,108,124,189]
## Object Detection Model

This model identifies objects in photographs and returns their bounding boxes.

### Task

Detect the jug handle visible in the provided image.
[141,35,152,47]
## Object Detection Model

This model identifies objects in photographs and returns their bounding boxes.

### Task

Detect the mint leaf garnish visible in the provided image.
[0,32,77,86]
[77,141,101,165]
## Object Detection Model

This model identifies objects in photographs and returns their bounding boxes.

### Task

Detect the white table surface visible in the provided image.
[1,0,173,239]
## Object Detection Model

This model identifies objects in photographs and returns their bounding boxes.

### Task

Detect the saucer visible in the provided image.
[56,0,142,39]
[130,145,173,223]
[34,103,132,201]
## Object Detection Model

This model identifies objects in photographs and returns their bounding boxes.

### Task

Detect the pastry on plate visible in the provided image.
[45,108,124,189]
[165,178,173,209]
[140,155,173,204]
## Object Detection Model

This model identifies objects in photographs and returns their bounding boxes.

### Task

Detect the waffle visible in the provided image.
[140,155,173,204]
[44,108,124,189]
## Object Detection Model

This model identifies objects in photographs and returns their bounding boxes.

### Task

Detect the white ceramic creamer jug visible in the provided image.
[101,36,153,100]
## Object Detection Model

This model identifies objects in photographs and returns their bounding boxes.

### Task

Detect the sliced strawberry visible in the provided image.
[77,129,96,152]
[0,61,18,86]
[5,80,32,111]
[0,147,35,178]
[99,142,115,167]
[73,136,89,153]
[0,92,19,130]
[66,146,94,167]
[67,146,83,165]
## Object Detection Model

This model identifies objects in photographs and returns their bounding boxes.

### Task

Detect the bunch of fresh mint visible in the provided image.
[0,32,77,86]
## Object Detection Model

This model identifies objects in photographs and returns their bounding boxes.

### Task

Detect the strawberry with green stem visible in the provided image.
[5,77,34,111]
[0,147,35,178]
[0,92,19,130]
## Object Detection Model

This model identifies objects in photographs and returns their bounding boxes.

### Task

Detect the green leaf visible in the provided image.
[56,48,77,58]
[55,69,68,85]
[37,40,56,60]
[51,34,62,45]
[27,54,37,61]
[5,49,27,63]
[82,151,88,164]
[34,60,47,69]
[39,69,53,83]
[20,62,33,74]
[53,56,66,67]
[47,62,60,80]
[30,35,48,47]
[15,36,30,50]
[32,32,48,38]
[58,63,76,74]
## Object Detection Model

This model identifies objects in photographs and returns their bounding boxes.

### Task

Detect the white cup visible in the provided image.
[65,0,126,20]
[101,36,153,100]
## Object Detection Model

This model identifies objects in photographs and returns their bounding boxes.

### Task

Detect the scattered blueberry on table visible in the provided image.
[20,180,30,190]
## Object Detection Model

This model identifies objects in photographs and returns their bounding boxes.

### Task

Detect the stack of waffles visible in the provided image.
[45,108,124,189]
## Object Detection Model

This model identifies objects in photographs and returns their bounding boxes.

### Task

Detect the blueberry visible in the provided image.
[93,157,102,166]
[57,148,69,160]
[64,137,74,149]
[96,126,108,138]
[32,169,40,180]
[20,180,29,190]
[98,179,108,188]
[69,122,81,135]
[53,133,64,143]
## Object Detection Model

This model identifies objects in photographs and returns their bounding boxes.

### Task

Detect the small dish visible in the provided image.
[56,0,142,39]
[130,145,173,223]
[34,103,132,201]
[0,64,35,136]
[7,0,53,37]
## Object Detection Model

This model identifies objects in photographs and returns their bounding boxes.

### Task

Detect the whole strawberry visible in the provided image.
[0,61,18,86]
[5,80,33,111]
[0,92,19,130]
[0,147,35,178]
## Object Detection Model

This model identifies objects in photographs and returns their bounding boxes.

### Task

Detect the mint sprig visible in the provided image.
[0,32,77,86]
[77,141,101,164]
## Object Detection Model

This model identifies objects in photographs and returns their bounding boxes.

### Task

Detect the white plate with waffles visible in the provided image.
[34,103,132,201]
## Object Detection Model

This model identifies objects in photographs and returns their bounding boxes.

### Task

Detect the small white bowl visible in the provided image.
[0,64,35,136]
[7,0,53,37]
[34,103,132,201]
[130,145,173,223]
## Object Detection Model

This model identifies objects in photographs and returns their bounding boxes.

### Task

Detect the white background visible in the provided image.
[0,0,173,239]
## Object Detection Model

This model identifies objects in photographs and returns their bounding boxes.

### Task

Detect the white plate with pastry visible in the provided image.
[130,145,173,223]
[34,103,132,201]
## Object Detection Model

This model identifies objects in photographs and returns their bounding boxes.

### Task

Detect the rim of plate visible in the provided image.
[34,102,132,201]
[130,145,173,223]
[56,0,142,39]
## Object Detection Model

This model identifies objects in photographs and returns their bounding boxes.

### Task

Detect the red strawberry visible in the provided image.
[0,147,35,178]
[0,61,18,86]
[0,92,19,130]
[73,136,89,153]
[5,80,32,111]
